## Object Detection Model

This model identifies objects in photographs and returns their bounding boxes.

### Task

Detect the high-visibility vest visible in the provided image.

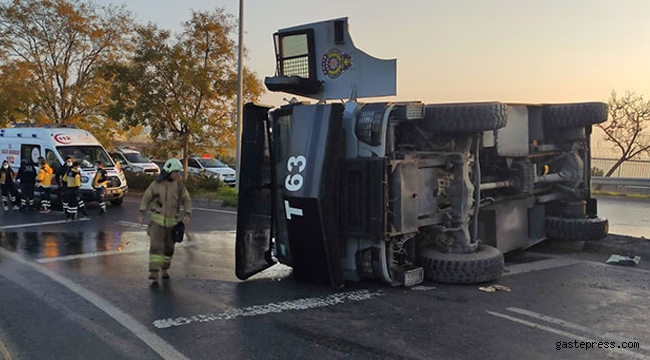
[37,164,53,187]
[63,168,81,188]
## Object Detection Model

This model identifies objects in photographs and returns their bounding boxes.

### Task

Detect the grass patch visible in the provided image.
[592,190,650,199]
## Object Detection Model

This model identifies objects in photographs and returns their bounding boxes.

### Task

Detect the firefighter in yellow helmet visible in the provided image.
[138,158,192,281]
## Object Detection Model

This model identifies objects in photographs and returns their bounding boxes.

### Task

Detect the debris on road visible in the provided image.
[479,285,511,293]
[411,286,437,291]
[606,254,640,266]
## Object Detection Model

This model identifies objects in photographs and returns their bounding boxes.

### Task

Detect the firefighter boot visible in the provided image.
[148,270,159,281]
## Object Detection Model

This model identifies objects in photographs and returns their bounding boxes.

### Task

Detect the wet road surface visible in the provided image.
[597,195,650,238]
[1,194,649,359]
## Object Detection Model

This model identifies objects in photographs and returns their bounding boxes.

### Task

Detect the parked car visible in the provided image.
[186,156,236,186]
[111,148,160,175]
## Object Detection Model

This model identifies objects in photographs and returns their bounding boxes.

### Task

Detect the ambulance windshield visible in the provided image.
[57,146,115,169]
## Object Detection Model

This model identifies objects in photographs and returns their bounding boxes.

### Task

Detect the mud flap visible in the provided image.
[235,103,275,280]
[280,104,345,287]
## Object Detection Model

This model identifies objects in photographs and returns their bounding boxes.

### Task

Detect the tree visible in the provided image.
[0,0,134,145]
[0,58,36,127]
[107,8,264,177]
[596,91,650,177]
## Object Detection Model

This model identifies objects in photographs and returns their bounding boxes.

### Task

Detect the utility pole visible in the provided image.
[235,0,244,191]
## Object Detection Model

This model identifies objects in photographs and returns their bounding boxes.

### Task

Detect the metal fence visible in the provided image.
[591,156,650,195]
[592,157,650,178]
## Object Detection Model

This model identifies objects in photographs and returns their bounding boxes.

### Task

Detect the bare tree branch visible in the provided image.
[596,90,650,177]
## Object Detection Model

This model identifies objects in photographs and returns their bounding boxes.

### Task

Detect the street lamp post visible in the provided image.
[235,0,244,191]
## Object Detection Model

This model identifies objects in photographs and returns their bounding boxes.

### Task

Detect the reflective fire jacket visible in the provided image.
[139,178,192,228]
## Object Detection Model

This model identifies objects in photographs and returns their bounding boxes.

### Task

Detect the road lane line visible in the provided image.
[36,248,148,263]
[152,289,384,329]
[116,220,148,229]
[486,311,650,360]
[0,218,89,230]
[507,307,650,352]
[503,257,583,276]
[192,206,237,214]
[0,248,191,360]
[0,336,11,360]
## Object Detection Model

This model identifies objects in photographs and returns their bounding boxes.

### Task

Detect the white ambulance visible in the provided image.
[0,126,128,206]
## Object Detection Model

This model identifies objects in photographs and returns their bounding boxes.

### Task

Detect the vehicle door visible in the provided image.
[236,103,276,280]
[187,158,202,176]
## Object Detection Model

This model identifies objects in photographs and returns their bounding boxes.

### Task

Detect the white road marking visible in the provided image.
[152,289,384,329]
[0,247,191,360]
[0,218,89,230]
[503,257,584,276]
[0,337,12,360]
[486,311,650,360]
[116,220,148,229]
[36,248,147,263]
[507,307,650,352]
[192,206,237,215]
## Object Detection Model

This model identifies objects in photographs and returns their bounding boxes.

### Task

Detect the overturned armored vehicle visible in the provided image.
[236,18,608,288]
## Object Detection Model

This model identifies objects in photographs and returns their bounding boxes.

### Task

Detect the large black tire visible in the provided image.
[421,102,508,134]
[543,102,608,128]
[417,245,504,284]
[545,216,609,240]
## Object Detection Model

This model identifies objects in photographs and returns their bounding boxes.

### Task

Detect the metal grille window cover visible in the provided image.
[282,57,310,78]
[280,33,311,78]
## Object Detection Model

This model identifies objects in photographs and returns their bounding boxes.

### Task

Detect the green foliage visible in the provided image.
[123,171,157,192]
[591,167,604,177]
[185,173,224,193]
[215,186,239,207]
[123,170,237,207]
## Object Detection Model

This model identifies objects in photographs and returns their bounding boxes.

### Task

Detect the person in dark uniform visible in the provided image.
[92,160,108,215]
[0,160,19,211]
[17,159,37,211]
[63,161,82,220]
[55,156,73,214]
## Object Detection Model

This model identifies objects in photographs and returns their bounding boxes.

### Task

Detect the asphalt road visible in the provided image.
[1,194,649,360]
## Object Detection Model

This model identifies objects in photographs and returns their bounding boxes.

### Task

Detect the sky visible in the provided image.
[92,0,650,152]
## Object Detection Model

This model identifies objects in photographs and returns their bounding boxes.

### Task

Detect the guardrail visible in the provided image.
[592,177,650,188]
[592,176,650,196]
